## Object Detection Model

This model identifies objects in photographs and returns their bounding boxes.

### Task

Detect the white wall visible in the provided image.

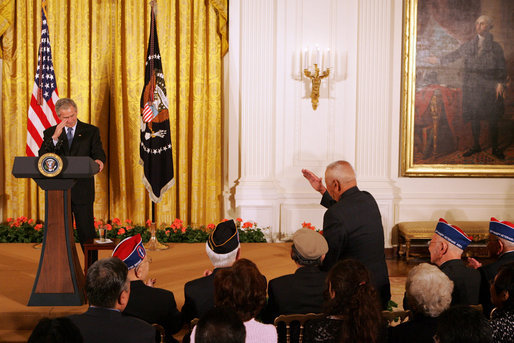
[224,0,514,247]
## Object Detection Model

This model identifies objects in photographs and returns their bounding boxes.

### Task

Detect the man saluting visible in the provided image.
[39,98,106,264]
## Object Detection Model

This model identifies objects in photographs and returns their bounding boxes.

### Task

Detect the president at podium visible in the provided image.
[39,98,106,264]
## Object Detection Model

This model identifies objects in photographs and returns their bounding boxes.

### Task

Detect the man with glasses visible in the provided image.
[428,218,480,306]
[468,218,514,315]
[113,234,182,343]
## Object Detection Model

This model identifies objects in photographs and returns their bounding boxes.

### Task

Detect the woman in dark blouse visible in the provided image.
[490,262,514,343]
[304,259,384,343]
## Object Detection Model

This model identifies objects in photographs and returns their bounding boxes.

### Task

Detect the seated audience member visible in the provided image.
[68,257,156,343]
[428,218,480,305]
[191,258,277,343]
[182,220,240,324]
[469,218,514,315]
[112,234,182,343]
[28,317,83,343]
[434,305,492,343]
[262,227,328,324]
[304,259,383,343]
[389,263,453,343]
[489,262,514,343]
[195,307,246,343]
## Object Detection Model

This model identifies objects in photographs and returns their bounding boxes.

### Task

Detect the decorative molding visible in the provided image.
[239,0,275,179]
[356,0,393,178]
[280,203,325,239]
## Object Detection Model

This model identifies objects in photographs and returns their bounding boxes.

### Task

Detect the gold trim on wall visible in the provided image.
[400,0,514,177]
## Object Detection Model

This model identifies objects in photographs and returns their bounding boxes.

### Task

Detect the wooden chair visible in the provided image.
[190,317,199,329]
[382,310,411,325]
[470,304,483,313]
[273,313,324,343]
[152,323,165,343]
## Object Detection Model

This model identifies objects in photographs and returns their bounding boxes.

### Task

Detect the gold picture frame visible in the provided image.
[400,0,514,177]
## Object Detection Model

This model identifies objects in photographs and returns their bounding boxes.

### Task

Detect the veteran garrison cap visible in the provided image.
[434,218,473,250]
[293,228,328,260]
[490,217,514,243]
[112,234,146,270]
[208,220,239,254]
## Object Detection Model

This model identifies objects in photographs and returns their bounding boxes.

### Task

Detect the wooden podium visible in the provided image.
[12,156,99,306]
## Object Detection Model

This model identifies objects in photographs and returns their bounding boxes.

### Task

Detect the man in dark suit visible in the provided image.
[113,234,182,343]
[302,161,391,309]
[428,15,507,159]
[468,218,514,315]
[262,227,328,324]
[182,220,240,325]
[68,257,155,343]
[38,98,106,263]
[428,219,480,306]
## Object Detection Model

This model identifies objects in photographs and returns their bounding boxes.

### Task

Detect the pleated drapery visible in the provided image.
[1,0,226,226]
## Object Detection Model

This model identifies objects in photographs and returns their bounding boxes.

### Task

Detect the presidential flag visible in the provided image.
[26,2,59,157]
[139,6,174,203]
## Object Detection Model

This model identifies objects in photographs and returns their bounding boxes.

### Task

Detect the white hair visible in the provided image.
[406,263,454,317]
[476,15,493,29]
[205,242,240,268]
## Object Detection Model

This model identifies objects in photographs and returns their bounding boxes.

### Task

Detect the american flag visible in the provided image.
[26,4,59,157]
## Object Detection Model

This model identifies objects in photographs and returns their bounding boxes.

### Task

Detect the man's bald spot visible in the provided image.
[326,160,356,184]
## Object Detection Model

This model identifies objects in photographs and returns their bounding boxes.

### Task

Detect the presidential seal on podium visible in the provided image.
[38,153,64,177]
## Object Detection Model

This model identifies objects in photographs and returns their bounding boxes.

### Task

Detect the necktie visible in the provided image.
[67,128,74,148]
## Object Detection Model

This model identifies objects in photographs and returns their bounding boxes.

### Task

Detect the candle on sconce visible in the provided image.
[303,48,309,70]
[326,49,331,69]
[316,47,320,66]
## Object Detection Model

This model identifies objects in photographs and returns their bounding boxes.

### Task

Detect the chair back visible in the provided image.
[152,323,165,343]
[274,313,324,343]
[382,310,411,326]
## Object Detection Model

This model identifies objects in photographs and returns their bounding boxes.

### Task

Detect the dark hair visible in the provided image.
[324,259,382,343]
[86,257,128,308]
[493,262,514,309]
[28,317,83,343]
[291,245,322,266]
[435,305,492,343]
[195,307,246,343]
[55,98,78,115]
[214,258,267,322]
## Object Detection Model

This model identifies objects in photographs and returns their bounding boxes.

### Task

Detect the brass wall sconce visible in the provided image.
[302,47,332,110]
[304,65,330,110]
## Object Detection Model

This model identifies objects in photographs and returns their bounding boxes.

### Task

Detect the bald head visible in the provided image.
[324,161,357,201]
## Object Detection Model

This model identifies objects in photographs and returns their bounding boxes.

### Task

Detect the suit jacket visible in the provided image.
[39,120,106,204]
[478,251,514,315]
[181,268,226,324]
[320,188,391,308]
[262,265,327,324]
[439,259,480,306]
[441,32,506,122]
[69,307,156,343]
[123,280,182,343]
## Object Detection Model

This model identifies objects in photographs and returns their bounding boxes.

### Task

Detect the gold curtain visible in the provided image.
[1,0,226,226]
